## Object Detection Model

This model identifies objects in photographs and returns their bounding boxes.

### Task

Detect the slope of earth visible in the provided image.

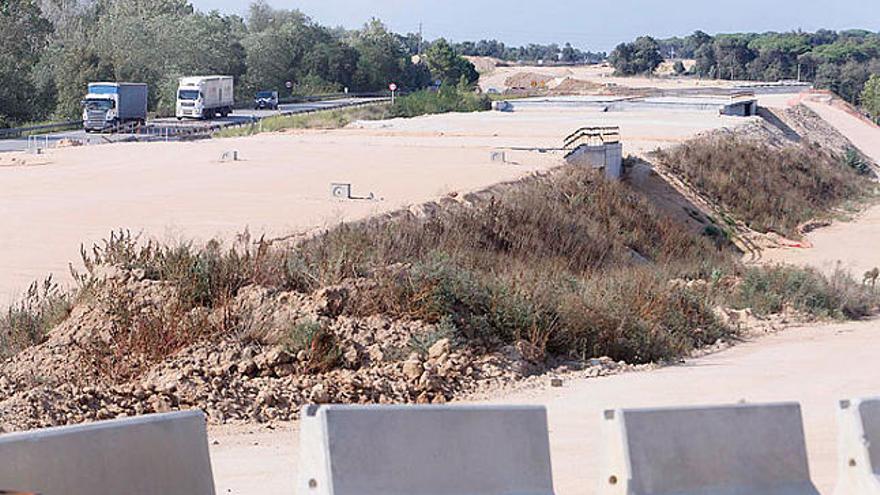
[762,96,880,275]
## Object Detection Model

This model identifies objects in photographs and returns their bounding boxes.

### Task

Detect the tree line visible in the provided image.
[610,29,880,114]
[0,0,481,127]
[451,39,606,64]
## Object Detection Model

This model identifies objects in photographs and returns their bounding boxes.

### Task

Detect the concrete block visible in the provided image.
[565,143,623,180]
[834,398,880,494]
[297,404,555,495]
[0,411,215,495]
[599,402,819,495]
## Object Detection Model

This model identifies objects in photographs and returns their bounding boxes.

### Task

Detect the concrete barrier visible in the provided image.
[599,402,819,495]
[0,410,215,495]
[297,404,555,495]
[834,398,880,494]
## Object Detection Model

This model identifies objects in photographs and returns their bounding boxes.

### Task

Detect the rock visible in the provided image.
[310,384,330,404]
[148,394,172,413]
[264,348,293,367]
[274,363,297,378]
[427,338,451,360]
[402,358,423,380]
[237,359,257,377]
[256,389,277,408]
[316,286,348,317]
[550,377,563,388]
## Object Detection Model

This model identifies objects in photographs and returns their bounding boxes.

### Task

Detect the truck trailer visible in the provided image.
[82,82,148,132]
[176,76,234,120]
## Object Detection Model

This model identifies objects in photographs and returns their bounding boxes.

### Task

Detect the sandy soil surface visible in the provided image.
[762,97,880,276]
[0,105,744,302]
[209,319,880,495]
[477,62,742,93]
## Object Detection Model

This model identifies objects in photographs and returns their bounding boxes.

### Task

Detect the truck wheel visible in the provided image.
[177,117,182,121]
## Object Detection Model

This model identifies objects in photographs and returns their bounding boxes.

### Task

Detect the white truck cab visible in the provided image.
[176,76,234,120]
[82,82,148,132]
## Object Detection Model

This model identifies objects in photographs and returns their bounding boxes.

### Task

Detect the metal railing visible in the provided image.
[563,126,620,149]
[0,97,391,152]
[0,120,80,139]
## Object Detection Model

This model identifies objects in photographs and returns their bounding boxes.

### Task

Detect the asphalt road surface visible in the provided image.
[0,98,382,153]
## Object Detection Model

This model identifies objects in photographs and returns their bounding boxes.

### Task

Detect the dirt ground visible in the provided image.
[0,103,745,303]
[205,92,880,494]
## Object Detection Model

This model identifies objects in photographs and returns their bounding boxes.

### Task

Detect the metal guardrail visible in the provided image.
[135,97,391,142]
[563,126,620,148]
[0,120,80,139]
[2,98,390,151]
[0,91,394,141]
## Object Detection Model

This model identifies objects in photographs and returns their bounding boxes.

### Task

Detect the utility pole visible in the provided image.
[418,22,423,57]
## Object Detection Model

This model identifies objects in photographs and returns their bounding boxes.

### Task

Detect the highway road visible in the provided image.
[0,97,383,153]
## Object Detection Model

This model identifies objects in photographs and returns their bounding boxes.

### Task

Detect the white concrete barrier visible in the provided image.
[599,402,819,495]
[0,410,215,495]
[834,398,880,494]
[297,404,555,495]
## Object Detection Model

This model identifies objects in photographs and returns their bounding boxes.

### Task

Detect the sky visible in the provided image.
[189,0,880,52]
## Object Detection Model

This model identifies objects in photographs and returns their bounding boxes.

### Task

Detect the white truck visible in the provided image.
[82,82,148,132]
[176,76,234,120]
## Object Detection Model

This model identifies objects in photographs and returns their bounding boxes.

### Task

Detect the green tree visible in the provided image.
[861,74,880,121]
[425,38,479,86]
[609,36,663,75]
[0,0,53,126]
[673,60,686,75]
[242,5,355,95]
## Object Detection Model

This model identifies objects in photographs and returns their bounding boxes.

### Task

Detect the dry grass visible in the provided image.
[0,277,72,359]
[3,164,877,373]
[654,135,874,238]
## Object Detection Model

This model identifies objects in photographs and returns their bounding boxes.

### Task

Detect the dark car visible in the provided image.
[254,90,279,110]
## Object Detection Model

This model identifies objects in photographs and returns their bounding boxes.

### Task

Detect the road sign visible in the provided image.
[285,81,293,89]
[389,83,398,92]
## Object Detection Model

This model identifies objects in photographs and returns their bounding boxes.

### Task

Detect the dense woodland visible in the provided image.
[611,30,880,117]
[0,0,483,126]
[4,0,880,127]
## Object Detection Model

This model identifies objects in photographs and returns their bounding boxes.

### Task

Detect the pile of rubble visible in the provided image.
[0,273,643,433]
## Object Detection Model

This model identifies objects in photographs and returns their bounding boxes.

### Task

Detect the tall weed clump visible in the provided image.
[655,136,873,238]
[0,277,72,358]
[733,264,876,319]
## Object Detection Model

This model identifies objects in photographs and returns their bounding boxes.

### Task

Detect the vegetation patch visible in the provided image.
[389,87,491,118]
[654,135,874,238]
[732,265,875,319]
[214,103,390,138]
[0,277,72,359]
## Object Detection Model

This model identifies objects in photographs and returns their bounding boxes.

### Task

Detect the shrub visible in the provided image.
[389,87,490,118]
[0,277,72,358]
[655,136,872,238]
[733,265,876,319]
[282,319,340,374]
[844,147,871,175]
